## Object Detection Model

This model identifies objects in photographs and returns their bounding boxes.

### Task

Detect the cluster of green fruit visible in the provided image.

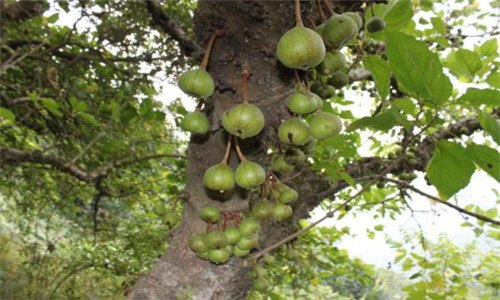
[189,179,299,263]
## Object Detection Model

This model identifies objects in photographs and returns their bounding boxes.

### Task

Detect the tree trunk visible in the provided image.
[130,1,352,299]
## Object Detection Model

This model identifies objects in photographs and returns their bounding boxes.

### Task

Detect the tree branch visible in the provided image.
[144,0,201,59]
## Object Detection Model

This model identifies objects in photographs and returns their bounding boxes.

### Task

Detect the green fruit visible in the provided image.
[254,266,268,278]
[164,212,178,226]
[221,103,265,139]
[321,15,357,49]
[233,245,250,257]
[203,163,235,191]
[284,148,306,166]
[189,233,209,253]
[278,118,310,146]
[309,111,343,140]
[207,248,230,264]
[328,71,349,89]
[287,90,321,115]
[200,205,220,223]
[225,244,234,253]
[178,69,215,98]
[239,218,260,237]
[276,25,326,70]
[234,160,266,189]
[181,111,210,134]
[317,85,336,99]
[224,227,242,245]
[310,81,323,94]
[236,235,259,250]
[253,277,270,292]
[342,12,363,31]
[315,23,325,36]
[271,153,294,173]
[196,251,209,260]
[152,203,168,216]
[206,231,228,249]
[263,255,276,265]
[317,51,347,75]
[273,203,293,221]
[366,17,385,33]
[286,248,299,260]
[279,187,298,204]
[251,199,273,219]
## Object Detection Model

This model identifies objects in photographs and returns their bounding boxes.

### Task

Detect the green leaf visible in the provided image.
[426,141,475,199]
[69,96,88,112]
[362,55,391,99]
[78,112,100,126]
[0,107,16,122]
[366,0,413,30]
[393,98,417,115]
[486,72,500,88]
[467,144,500,182]
[40,98,63,117]
[458,88,500,107]
[446,49,482,80]
[385,30,452,105]
[430,17,446,34]
[348,107,402,132]
[479,114,500,145]
[478,38,498,57]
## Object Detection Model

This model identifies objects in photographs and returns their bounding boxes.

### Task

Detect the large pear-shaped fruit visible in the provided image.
[276,25,326,70]
[273,203,293,221]
[251,199,273,219]
[203,163,235,191]
[181,111,210,134]
[278,118,310,146]
[317,50,347,75]
[206,231,228,249]
[189,233,209,253]
[222,103,265,139]
[321,15,357,49]
[328,71,349,89]
[234,160,266,189]
[366,17,386,33]
[309,111,343,140]
[208,248,230,264]
[200,205,220,223]
[287,90,321,115]
[239,218,260,237]
[342,12,363,31]
[178,69,215,98]
[253,277,270,292]
[271,153,294,173]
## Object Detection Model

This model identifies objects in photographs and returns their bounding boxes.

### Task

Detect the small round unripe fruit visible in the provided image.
[287,90,321,115]
[239,218,260,237]
[279,187,298,204]
[317,85,336,99]
[200,205,220,223]
[328,71,350,89]
[284,148,306,166]
[189,233,210,253]
[234,160,266,189]
[236,235,259,250]
[286,248,299,260]
[276,25,326,70]
[310,81,323,94]
[224,227,242,245]
[342,12,363,31]
[206,231,228,249]
[317,51,347,75]
[273,203,293,221]
[366,17,386,33]
[263,255,276,265]
[309,112,343,140]
[278,118,310,146]
[233,245,250,257]
[164,212,178,226]
[203,163,235,191]
[251,199,274,219]
[253,277,270,292]
[181,111,210,134]
[178,69,215,98]
[271,153,295,173]
[207,248,230,264]
[321,15,357,49]
[222,103,265,139]
[196,251,209,260]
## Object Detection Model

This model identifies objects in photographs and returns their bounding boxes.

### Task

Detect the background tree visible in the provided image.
[0,0,498,299]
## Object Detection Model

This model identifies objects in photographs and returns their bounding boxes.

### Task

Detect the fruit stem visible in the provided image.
[241,65,250,103]
[370,3,375,17]
[294,0,303,26]
[315,0,326,22]
[234,135,246,161]
[200,29,223,70]
[324,1,335,16]
[221,136,232,164]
